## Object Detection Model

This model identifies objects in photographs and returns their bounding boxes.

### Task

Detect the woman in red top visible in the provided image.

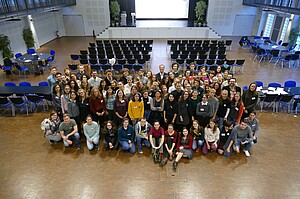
[89,87,106,126]
[173,127,193,169]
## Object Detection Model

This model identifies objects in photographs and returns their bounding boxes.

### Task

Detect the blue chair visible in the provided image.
[268,82,281,88]
[263,37,270,40]
[15,64,30,77]
[26,94,47,112]
[0,97,13,116]
[234,59,245,74]
[19,82,32,86]
[15,53,22,59]
[0,64,13,76]
[48,50,55,65]
[277,40,282,45]
[39,82,49,87]
[254,81,263,87]
[27,48,36,55]
[254,36,261,40]
[4,82,16,86]
[277,95,294,113]
[9,96,29,116]
[284,80,296,87]
[243,86,248,91]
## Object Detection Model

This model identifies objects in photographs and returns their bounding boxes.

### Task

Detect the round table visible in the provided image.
[16,53,52,63]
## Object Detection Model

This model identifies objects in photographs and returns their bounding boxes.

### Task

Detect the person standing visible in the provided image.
[128,93,144,127]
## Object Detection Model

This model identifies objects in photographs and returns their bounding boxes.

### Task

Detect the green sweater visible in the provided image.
[83,121,100,140]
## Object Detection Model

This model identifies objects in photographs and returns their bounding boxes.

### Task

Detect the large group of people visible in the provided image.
[41,62,260,169]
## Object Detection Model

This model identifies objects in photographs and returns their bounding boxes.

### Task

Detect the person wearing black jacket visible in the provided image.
[163,93,178,130]
[103,121,118,150]
[217,121,233,155]
[176,91,190,132]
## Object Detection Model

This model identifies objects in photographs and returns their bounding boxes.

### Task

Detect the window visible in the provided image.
[279,17,289,42]
[264,14,275,37]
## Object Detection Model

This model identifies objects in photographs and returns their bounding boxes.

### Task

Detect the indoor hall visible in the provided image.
[0,36,300,199]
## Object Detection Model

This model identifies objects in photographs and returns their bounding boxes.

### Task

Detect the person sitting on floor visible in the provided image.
[160,124,178,167]
[173,127,193,170]
[244,111,259,144]
[149,121,165,164]
[59,114,82,149]
[103,120,118,150]
[41,111,61,144]
[118,118,136,154]
[135,117,152,154]
[83,115,100,151]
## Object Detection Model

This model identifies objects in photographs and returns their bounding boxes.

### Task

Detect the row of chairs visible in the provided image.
[69,63,144,74]
[253,80,297,88]
[76,56,150,66]
[170,43,226,50]
[3,81,49,87]
[89,45,153,54]
[95,40,153,46]
[167,39,232,45]
[259,94,295,113]
[171,53,226,61]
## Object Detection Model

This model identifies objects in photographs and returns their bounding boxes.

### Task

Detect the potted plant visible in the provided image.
[288,26,300,47]
[195,1,207,27]
[22,28,35,49]
[110,0,120,27]
[0,34,13,59]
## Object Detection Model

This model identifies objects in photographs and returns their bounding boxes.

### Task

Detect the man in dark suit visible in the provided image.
[156,64,167,82]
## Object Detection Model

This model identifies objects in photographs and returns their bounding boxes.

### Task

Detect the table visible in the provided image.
[284,87,300,95]
[258,44,288,52]
[0,86,51,96]
[16,53,51,63]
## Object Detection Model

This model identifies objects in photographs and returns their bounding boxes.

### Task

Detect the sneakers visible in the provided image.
[160,159,167,167]
[77,146,82,150]
[94,145,99,150]
[244,150,250,157]
[294,114,298,118]
[153,153,159,163]
[139,150,143,154]
[173,161,178,169]
[196,148,201,153]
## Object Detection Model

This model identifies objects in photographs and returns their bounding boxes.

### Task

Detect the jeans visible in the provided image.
[192,139,204,150]
[86,135,100,150]
[63,132,81,148]
[144,110,151,120]
[136,137,150,151]
[119,140,136,154]
[151,138,163,154]
[234,138,254,151]
[216,116,225,132]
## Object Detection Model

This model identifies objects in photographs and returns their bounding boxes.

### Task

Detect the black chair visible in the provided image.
[0,97,13,116]
[112,64,123,74]
[100,64,111,72]
[171,53,178,60]
[123,64,133,70]
[127,59,136,64]
[117,59,127,65]
[99,59,108,65]
[143,54,151,61]
[89,54,97,59]
[26,94,47,112]
[70,54,80,62]
[234,59,245,74]
[80,50,88,55]
[133,64,143,72]
[68,64,78,72]
[9,96,29,116]
[260,94,279,112]
[277,95,294,113]
[89,42,96,47]
[79,54,88,60]
[90,64,101,72]
[216,60,225,66]
[80,59,88,65]
[176,58,185,66]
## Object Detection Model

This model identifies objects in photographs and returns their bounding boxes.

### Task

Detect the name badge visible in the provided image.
[147,102,150,104]
[252,97,256,100]
[252,124,256,126]
[221,133,225,136]
[186,104,188,106]
[200,108,204,111]
[224,104,227,107]
[127,133,131,136]
[101,100,103,103]
[235,107,239,111]
[91,128,94,130]
[121,100,125,103]
[134,106,138,108]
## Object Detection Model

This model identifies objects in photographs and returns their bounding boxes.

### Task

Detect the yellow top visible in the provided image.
[128,100,144,119]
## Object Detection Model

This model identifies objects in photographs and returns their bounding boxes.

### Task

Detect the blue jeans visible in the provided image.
[136,137,150,151]
[234,138,254,151]
[144,110,151,120]
[119,140,136,154]
[216,116,225,131]
[63,132,81,148]
[192,139,204,150]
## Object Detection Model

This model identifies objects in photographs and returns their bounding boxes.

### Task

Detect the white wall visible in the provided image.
[207,0,258,36]
[0,11,64,56]
[62,0,110,36]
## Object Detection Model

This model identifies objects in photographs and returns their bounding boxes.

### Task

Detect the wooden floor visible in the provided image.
[0,36,300,199]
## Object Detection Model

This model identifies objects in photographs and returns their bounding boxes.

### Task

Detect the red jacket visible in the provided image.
[176,134,193,151]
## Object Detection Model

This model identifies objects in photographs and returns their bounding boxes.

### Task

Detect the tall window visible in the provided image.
[264,14,275,37]
[294,36,300,51]
[279,17,289,42]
